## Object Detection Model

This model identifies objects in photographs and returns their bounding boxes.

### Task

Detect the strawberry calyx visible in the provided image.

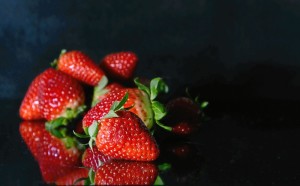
[91,76,109,107]
[186,88,209,111]
[50,49,67,68]
[134,77,172,132]
[45,105,86,138]
[73,168,95,185]
[74,92,131,150]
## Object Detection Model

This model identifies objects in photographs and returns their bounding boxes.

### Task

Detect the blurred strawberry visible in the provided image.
[55,168,89,186]
[94,161,158,185]
[82,146,111,171]
[53,50,107,86]
[19,121,82,183]
[100,51,138,81]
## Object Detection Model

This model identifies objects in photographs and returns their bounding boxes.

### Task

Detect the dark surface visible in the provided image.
[1,0,300,185]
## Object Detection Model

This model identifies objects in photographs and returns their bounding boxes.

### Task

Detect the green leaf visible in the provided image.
[134,77,150,96]
[50,128,64,138]
[201,101,209,109]
[97,75,108,91]
[152,101,167,121]
[88,121,99,138]
[150,78,168,100]
[156,120,172,131]
[102,110,119,119]
[115,92,129,111]
[73,131,90,138]
[158,163,172,172]
[91,76,109,107]
[88,168,95,185]
[154,175,164,185]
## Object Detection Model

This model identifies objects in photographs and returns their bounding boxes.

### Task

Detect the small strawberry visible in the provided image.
[55,168,89,186]
[19,121,82,183]
[53,50,107,86]
[94,110,159,161]
[82,146,111,171]
[94,161,158,185]
[19,72,44,120]
[38,68,85,121]
[100,51,138,81]
[171,121,198,136]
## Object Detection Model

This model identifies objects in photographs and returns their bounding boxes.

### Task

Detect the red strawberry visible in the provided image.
[19,121,81,183]
[100,51,138,81]
[19,72,44,120]
[55,168,89,186]
[54,50,107,86]
[82,146,111,171]
[94,161,158,185]
[92,82,124,106]
[84,88,153,129]
[166,97,202,123]
[171,121,198,136]
[95,110,159,161]
[38,68,85,121]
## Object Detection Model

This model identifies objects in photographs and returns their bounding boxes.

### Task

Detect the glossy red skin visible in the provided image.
[55,168,89,186]
[95,111,159,161]
[96,82,124,102]
[19,71,45,120]
[95,161,158,185]
[83,88,152,129]
[58,50,106,86]
[38,68,85,121]
[19,121,81,183]
[82,146,111,171]
[101,51,138,81]
[172,121,195,135]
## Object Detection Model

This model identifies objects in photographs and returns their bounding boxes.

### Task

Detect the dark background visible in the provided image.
[0,0,299,185]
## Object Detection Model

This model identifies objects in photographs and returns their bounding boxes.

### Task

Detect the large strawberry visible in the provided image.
[19,121,82,183]
[38,68,85,121]
[82,110,159,161]
[94,161,158,185]
[19,71,44,120]
[53,50,107,86]
[100,51,138,81]
[82,146,111,171]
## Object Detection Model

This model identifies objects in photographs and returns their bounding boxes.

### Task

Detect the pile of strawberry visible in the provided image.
[19,50,207,185]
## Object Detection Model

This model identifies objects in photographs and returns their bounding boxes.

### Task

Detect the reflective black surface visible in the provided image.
[1,99,299,185]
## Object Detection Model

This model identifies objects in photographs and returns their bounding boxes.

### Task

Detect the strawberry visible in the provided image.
[100,51,138,81]
[19,72,44,120]
[38,68,85,121]
[53,50,107,86]
[19,121,82,183]
[94,110,159,161]
[84,88,153,129]
[82,146,111,171]
[171,121,197,136]
[94,161,158,185]
[55,168,89,186]
[91,82,124,106]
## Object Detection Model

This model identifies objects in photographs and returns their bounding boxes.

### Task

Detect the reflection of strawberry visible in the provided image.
[19,121,81,183]
[94,161,158,185]
[100,51,138,81]
[55,168,89,186]
[82,146,111,171]
[54,50,106,86]
[95,111,159,161]
[38,68,85,121]
[171,121,198,136]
